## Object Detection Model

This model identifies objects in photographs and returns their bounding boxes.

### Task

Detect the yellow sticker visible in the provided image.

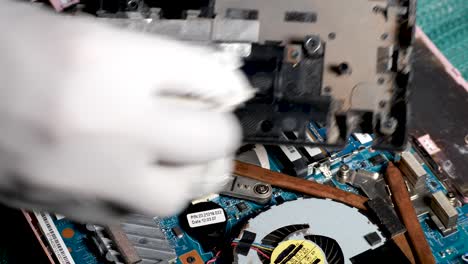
[270,240,327,264]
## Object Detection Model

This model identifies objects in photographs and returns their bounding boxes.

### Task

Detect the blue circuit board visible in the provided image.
[50,124,468,264]
[423,206,468,264]
[53,217,102,264]
[157,124,468,264]
[157,189,301,263]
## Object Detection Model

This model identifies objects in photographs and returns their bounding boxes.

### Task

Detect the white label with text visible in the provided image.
[187,209,226,228]
[280,145,302,161]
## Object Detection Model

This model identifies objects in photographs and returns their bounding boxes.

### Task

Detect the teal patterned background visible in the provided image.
[418,0,468,79]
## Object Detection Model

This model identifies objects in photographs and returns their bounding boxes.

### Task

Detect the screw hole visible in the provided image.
[328,32,336,40]
[332,62,351,75]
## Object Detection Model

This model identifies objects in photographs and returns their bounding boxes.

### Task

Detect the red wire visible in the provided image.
[251,247,271,259]
[206,251,222,264]
[231,242,271,260]
[206,259,216,264]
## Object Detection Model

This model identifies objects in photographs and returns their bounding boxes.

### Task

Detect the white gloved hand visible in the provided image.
[0,1,253,223]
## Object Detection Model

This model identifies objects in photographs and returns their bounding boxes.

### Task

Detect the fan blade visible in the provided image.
[304,235,345,264]
[261,224,310,247]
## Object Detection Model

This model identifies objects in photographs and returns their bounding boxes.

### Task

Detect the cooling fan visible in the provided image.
[234,198,385,264]
[256,225,345,264]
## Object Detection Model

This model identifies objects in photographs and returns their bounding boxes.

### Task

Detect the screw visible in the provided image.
[127,0,139,10]
[381,117,398,135]
[447,192,457,207]
[378,78,385,84]
[324,86,332,93]
[339,164,350,172]
[290,50,300,59]
[384,120,394,128]
[462,253,468,262]
[304,36,322,55]
[381,33,389,40]
[337,164,351,183]
[328,32,336,40]
[379,101,387,108]
[254,184,270,194]
[186,256,196,263]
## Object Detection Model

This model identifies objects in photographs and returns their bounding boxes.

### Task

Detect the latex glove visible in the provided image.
[0,1,253,223]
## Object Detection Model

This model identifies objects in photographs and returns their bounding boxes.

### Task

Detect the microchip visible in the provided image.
[364,232,382,246]
[369,155,386,166]
[236,202,249,212]
[172,226,184,239]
